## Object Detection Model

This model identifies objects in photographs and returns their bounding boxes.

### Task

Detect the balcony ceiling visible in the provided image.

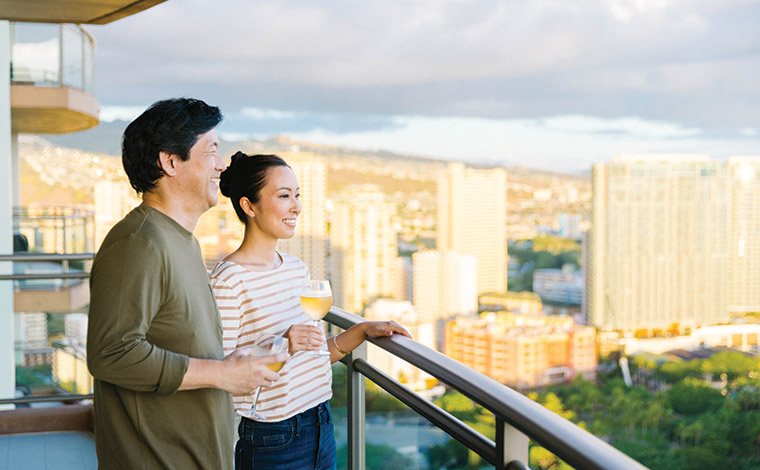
[11,85,99,134]
[0,0,166,24]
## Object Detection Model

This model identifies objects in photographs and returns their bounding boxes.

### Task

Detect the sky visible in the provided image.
[89,0,760,173]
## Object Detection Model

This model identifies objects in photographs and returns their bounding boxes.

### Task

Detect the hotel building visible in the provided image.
[445,312,597,389]
[437,162,508,295]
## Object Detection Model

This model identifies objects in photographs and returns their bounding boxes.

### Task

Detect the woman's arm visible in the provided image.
[328,321,411,363]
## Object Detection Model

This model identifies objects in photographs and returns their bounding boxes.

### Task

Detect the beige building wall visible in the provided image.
[589,155,731,332]
[437,162,507,295]
[412,250,477,323]
[94,180,139,249]
[330,186,396,313]
[53,345,92,395]
[277,154,328,280]
[728,157,760,315]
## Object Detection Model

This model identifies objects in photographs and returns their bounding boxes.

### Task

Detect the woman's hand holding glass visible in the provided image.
[284,323,326,354]
[299,280,333,357]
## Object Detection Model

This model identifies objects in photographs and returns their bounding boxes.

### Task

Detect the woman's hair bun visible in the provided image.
[219,151,248,197]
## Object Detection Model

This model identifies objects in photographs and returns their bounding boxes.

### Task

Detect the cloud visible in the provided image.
[87,0,759,170]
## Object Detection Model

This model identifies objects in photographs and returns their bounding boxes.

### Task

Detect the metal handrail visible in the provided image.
[0,394,92,406]
[326,307,649,470]
[0,253,95,262]
[0,253,94,281]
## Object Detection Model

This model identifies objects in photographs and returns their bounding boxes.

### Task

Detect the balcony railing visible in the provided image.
[9,22,95,93]
[0,253,649,469]
[14,206,96,255]
[326,307,649,470]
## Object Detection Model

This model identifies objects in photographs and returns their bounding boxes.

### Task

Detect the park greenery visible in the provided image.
[332,350,760,469]
[426,350,760,470]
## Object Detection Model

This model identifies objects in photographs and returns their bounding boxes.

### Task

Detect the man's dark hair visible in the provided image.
[121,98,223,193]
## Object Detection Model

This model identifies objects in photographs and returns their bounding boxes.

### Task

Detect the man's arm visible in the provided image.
[179,350,286,393]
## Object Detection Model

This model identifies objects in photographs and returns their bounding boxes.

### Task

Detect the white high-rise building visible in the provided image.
[330,185,397,313]
[393,256,413,302]
[438,162,507,295]
[64,312,88,346]
[728,157,760,315]
[14,312,47,351]
[587,155,731,332]
[364,299,435,390]
[412,250,477,323]
[277,154,328,280]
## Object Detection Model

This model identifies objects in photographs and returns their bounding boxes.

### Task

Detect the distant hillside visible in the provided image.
[41,122,584,181]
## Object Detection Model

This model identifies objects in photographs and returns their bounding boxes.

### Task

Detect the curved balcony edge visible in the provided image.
[326,306,650,470]
[11,84,99,134]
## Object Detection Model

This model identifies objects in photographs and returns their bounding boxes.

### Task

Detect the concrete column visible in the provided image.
[0,20,16,407]
[11,132,19,208]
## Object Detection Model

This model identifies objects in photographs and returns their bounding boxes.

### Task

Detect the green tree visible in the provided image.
[703,351,759,382]
[425,439,469,470]
[336,443,414,470]
[667,378,724,415]
[657,359,703,383]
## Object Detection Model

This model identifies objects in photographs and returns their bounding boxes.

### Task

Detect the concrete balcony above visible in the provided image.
[0,0,166,25]
[11,84,99,134]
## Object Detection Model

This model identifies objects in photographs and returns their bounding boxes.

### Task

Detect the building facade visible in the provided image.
[330,185,397,313]
[276,154,328,280]
[588,155,732,333]
[412,249,477,323]
[728,158,760,315]
[445,312,596,389]
[533,268,583,306]
[437,162,507,295]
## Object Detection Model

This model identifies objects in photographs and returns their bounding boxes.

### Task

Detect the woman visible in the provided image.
[211,152,411,470]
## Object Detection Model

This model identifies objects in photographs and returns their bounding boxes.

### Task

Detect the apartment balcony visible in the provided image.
[0,255,649,470]
[8,207,94,313]
[9,22,99,134]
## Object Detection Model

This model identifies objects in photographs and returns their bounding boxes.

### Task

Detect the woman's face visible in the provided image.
[250,165,301,240]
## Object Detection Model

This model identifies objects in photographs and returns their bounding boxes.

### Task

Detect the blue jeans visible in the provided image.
[235,401,337,470]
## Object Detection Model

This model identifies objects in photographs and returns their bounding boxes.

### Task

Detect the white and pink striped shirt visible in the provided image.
[210,252,333,422]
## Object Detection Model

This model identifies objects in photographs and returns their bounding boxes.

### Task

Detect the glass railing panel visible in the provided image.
[14,206,96,254]
[82,36,94,94]
[10,22,94,93]
[10,22,60,85]
[61,25,84,90]
[352,374,451,470]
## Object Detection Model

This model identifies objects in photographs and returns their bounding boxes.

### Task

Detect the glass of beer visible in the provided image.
[300,280,333,357]
[248,336,288,419]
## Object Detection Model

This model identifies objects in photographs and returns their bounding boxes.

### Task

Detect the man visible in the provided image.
[87,98,286,469]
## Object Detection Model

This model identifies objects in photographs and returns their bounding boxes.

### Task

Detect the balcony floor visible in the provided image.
[0,431,95,470]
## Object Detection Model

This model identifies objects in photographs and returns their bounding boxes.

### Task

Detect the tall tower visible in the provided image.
[728,157,760,315]
[277,153,328,280]
[330,185,397,313]
[412,250,477,323]
[438,162,507,295]
[587,155,731,332]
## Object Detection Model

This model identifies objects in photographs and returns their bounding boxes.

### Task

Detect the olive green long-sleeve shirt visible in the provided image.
[87,206,234,469]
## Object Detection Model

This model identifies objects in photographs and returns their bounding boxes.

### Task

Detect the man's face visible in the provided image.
[176,129,224,213]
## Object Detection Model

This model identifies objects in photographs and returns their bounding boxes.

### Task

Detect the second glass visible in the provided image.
[300,280,333,357]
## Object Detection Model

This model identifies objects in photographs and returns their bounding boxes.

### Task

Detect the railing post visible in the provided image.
[347,342,366,470]
[496,417,529,470]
